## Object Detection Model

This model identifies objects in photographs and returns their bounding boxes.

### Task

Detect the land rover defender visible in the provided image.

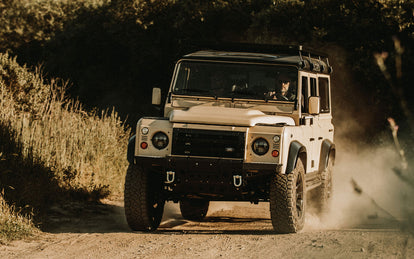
[125,45,335,233]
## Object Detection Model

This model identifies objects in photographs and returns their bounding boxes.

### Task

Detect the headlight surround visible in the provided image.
[141,127,149,135]
[252,138,269,156]
[151,132,169,150]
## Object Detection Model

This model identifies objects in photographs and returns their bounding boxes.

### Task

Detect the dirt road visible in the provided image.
[1,145,414,258]
[0,199,412,259]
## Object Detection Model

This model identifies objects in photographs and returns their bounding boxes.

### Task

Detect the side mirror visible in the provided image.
[152,87,161,105]
[308,96,320,115]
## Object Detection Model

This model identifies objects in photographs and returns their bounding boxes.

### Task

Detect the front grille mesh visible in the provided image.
[172,128,245,159]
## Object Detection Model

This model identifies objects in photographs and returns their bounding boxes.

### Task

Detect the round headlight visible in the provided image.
[252,138,269,156]
[273,135,280,143]
[152,132,169,150]
[141,127,149,135]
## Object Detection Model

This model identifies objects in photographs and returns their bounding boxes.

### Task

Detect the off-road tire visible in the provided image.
[312,156,333,215]
[180,199,210,221]
[124,164,164,231]
[270,157,306,233]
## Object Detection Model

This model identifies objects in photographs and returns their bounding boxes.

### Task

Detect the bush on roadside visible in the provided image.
[0,191,37,243]
[0,52,130,225]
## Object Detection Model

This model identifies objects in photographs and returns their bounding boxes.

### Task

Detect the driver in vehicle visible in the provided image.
[266,74,296,101]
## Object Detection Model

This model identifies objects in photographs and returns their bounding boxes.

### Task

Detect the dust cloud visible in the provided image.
[161,139,414,232]
[305,140,414,231]
[162,142,414,232]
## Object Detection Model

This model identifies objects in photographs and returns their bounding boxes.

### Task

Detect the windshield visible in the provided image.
[173,61,298,102]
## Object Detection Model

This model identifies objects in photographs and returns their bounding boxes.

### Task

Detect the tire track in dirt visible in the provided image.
[1,200,413,258]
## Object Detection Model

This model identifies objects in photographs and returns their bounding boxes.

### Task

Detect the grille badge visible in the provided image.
[172,128,245,159]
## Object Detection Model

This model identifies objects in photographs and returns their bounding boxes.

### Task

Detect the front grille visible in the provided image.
[172,128,245,159]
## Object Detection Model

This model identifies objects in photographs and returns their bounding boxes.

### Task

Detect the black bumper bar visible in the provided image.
[135,156,281,201]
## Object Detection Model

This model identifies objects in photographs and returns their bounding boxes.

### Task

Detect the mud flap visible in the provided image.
[127,135,136,164]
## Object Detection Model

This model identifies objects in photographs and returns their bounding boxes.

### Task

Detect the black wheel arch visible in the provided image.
[127,135,136,164]
[285,141,307,174]
[319,139,335,172]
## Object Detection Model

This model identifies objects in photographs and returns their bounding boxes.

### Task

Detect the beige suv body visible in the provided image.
[125,46,335,233]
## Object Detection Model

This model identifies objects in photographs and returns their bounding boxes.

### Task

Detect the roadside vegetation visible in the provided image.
[0,0,413,241]
[0,52,129,242]
[0,191,37,243]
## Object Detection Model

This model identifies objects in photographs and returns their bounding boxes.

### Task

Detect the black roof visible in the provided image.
[184,50,301,64]
[181,43,332,74]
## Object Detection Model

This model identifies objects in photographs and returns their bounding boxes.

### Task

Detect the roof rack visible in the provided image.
[190,41,328,58]
[188,42,333,74]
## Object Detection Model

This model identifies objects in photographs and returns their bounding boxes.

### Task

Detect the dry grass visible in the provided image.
[0,191,37,243]
[0,52,130,196]
[0,52,130,238]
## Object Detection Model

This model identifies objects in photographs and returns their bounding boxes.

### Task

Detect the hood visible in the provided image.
[169,106,295,126]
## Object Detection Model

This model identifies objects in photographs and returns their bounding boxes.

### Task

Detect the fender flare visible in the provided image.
[285,141,307,174]
[127,135,136,164]
[319,139,335,172]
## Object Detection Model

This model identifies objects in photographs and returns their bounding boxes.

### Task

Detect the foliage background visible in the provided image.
[1,0,413,139]
[0,0,413,239]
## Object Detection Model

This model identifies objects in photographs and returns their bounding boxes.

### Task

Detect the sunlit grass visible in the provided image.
[0,52,130,240]
[1,52,130,197]
[0,191,37,243]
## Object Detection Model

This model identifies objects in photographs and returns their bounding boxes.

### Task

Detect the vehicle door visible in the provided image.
[299,72,320,174]
[316,74,334,150]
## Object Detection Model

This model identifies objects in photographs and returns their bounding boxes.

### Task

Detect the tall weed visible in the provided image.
[0,52,129,220]
[0,191,36,243]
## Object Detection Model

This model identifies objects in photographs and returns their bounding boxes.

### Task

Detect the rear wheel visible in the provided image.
[312,155,333,215]
[180,199,209,221]
[270,157,306,233]
[124,164,165,231]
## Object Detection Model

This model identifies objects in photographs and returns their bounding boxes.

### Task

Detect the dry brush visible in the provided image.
[0,52,130,238]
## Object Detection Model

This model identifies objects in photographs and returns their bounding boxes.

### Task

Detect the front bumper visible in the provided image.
[135,156,281,201]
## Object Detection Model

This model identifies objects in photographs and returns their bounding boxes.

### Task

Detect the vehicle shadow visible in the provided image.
[42,200,130,234]
[155,229,277,235]
[41,201,403,235]
[203,216,270,223]
[157,215,275,235]
[40,199,276,235]
[42,202,276,235]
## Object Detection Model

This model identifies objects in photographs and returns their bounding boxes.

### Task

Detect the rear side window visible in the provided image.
[310,78,317,96]
[318,77,330,113]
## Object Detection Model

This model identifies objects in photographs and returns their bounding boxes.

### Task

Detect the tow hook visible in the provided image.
[233,175,242,187]
[165,171,175,184]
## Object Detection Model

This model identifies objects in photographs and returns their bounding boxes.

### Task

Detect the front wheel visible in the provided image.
[124,164,165,231]
[270,157,306,233]
[180,199,209,221]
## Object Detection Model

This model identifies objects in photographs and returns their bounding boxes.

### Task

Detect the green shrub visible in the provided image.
[0,0,108,51]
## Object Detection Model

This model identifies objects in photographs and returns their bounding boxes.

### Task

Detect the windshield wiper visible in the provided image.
[175,88,210,94]
[229,90,257,98]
